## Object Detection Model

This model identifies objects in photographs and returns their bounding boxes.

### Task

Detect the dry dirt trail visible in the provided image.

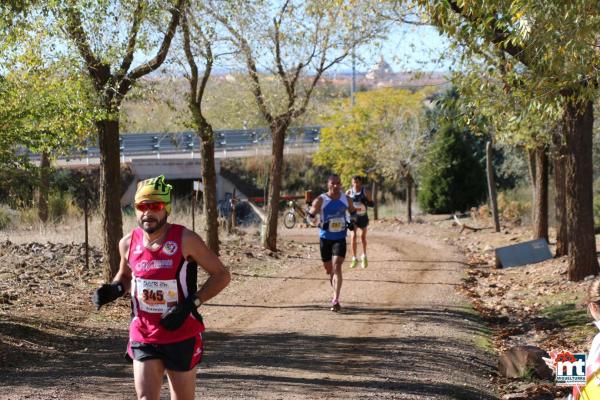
[1,225,497,399]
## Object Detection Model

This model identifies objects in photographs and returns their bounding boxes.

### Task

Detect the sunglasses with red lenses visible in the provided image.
[135,202,166,212]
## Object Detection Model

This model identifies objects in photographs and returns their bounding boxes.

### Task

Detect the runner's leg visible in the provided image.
[166,368,196,400]
[331,255,344,302]
[361,226,368,256]
[350,230,357,258]
[323,260,333,278]
[349,230,358,268]
[133,359,165,400]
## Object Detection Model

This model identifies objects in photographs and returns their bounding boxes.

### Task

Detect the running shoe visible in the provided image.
[361,254,368,269]
[331,300,341,312]
[350,257,358,269]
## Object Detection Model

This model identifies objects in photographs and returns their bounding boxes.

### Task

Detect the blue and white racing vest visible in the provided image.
[319,193,349,240]
[349,187,368,217]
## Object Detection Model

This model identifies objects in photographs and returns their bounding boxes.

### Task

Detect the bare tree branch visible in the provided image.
[182,5,213,121]
[195,26,213,106]
[273,0,293,103]
[127,0,185,82]
[273,17,293,103]
[117,0,145,81]
[204,5,273,123]
[181,7,198,105]
[287,11,324,105]
[62,3,107,89]
[293,36,351,118]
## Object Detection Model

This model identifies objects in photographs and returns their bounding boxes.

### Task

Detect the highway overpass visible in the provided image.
[52,126,320,205]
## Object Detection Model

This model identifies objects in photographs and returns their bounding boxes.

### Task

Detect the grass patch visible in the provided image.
[564,323,597,344]
[474,333,494,352]
[542,301,588,328]
[523,290,583,308]
[0,206,17,230]
[376,200,420,220]
[459,302,495,353]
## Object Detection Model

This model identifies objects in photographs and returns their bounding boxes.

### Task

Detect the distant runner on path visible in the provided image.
[92,175,230,400]
[307,174,357,312]
[346,176,375,269]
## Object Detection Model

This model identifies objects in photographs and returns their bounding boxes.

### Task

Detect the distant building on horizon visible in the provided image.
[142,57,449,90]
[322,56,449,90]
[365,55,394,81]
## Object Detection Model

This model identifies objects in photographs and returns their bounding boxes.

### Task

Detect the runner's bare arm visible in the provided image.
[365,189,375,206]
[346,196,357,214]
[113,233,133,294]
[307,196,322,226]
[308,196,322,216]
[182,229,231,304]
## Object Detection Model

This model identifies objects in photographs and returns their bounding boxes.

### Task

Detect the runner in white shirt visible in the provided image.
[346,176,374,269]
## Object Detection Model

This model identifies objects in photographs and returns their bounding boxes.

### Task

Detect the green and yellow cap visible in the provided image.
[134,175,173,214]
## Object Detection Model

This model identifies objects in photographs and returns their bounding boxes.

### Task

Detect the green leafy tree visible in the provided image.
[41,0,185,280]
[418,123,486,213]
[315,87,432,221]
[416,0,600,280]
[424,87,529,194]
[0,24,96,214]
[314,97,379,184]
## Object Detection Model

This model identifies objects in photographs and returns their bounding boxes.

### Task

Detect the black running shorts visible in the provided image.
[320,238,347,262]
[355,215,369,229]
[126,334,203,371]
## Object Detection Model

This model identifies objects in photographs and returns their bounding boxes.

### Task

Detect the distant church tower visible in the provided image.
[365,55,394,81]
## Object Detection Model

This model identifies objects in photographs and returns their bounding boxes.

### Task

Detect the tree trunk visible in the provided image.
[532,146,549,241]
[84,192,89,271]
[263,122,287,251]
[486,141,500,232]
[527,148,537,211]
[372,181,378,220]
[563,97,599,281]
[230,188,237,231]
[552,128,568,256]
[199,124,220,255]
[97,118,123,281]
[38,151,50,223]
[406,174,413,223]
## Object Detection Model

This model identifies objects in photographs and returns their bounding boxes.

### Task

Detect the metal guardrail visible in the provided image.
[71,126,320,158]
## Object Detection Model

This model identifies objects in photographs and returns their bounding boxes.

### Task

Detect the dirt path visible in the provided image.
[1,225,497,399]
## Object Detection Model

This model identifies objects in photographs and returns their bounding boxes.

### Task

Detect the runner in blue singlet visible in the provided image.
[306,174,357,312]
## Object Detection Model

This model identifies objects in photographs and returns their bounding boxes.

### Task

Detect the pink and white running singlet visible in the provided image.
[127,224,205,344]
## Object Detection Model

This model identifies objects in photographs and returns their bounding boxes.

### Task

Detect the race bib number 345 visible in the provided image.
[135,278,178,313]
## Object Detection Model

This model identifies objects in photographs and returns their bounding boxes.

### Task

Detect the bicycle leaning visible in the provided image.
[283,200,309,229]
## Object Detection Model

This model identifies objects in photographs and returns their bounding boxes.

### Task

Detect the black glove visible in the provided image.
[160,295,202,331]
[347,220,355,231]
[92,282,124,310]
[321,221,329,231]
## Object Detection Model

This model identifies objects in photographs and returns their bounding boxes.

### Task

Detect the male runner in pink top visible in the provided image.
[92,175,230,400]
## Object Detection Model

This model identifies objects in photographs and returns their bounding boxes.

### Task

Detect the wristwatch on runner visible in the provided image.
[192,294,202,308]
